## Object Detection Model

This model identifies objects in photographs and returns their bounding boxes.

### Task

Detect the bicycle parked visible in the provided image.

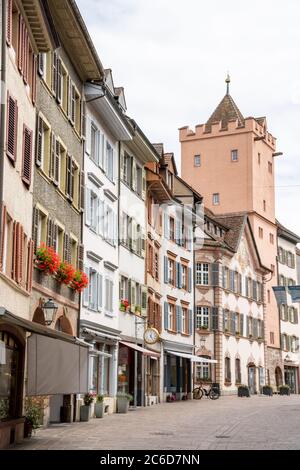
[193,382,220,400]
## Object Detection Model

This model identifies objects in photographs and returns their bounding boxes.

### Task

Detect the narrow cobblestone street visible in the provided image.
[13,395,300,450]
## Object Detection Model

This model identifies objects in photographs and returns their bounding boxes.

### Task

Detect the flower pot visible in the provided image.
[117,397,130,413]
[238,387,250,397]
[279,387,290,396]
[24,420,33,438]
[94,402,104,418]
[80,405,90,421]
[262,386,273,396]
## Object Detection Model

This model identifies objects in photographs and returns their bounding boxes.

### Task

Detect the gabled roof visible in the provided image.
[276,219,300,245]
[152,143,164,158]
[163,152,178,176]
[206,93,244,130]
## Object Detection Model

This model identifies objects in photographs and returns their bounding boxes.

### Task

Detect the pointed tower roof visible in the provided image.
[206,75,244,130]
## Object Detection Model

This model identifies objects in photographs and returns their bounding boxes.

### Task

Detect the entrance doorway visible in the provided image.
[284,367,298,394]
[248,365,256,394]
[275,366,283,388]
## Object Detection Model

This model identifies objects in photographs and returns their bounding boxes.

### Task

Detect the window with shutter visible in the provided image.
[54,139,60,186]
[17,15,24,73]
[31,54,37,104]
[35,115,43,167]
[211,307,218,331]
[21,125,32,186]
[63,233,70,262]
[0,205,7,270]
[6,93,18,163]
[38,53,44,77]
[176,305,181,333]
[78,244,84,271]
[56,57,62,103]
[211,263,219,287]
[66,154,72,200]
[49,132,55,180]
[23,30,29,84]
[52,51,57,96]
[97,274,103,311]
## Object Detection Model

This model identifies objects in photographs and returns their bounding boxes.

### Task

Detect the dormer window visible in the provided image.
[167,170,173,190]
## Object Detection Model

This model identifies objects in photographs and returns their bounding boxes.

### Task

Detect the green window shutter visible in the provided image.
[211,263,219,287]
[188,309,193,335]
[164,302,169,330]
[211,307,219,331]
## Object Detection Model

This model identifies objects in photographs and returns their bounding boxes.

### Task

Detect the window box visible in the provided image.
[120,299,130,312]
[279,385,290,396]
[135,305,141,314]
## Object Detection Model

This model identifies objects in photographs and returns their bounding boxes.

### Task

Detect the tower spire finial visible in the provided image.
[225,72,230,95]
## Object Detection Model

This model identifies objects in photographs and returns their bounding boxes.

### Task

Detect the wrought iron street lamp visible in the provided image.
[42,298,58,326]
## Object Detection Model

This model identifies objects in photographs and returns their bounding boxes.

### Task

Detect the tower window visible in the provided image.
[263,200,266,211]
[258,153,261,164]
[268,161,273,173]
[194,155,201,167]
[231,149,238,162]
[259,227,263,238]
[213,193,219,205]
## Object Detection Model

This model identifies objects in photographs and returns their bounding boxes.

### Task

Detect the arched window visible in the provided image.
[235,358,241,384]
[225,357,231,383]
[0,331,23,419]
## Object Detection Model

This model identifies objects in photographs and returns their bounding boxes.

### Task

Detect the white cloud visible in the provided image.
[77,0,300,237]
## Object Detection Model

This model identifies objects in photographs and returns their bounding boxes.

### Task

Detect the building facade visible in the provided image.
[0,0,56,448]
[118,120,159,406]
[80,69,132,415]
[277,221,300,393]
[194,211,270,394]
[179,78,281,387]
[29,0,103,424]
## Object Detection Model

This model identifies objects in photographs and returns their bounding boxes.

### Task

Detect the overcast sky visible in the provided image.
[77,0,300,238]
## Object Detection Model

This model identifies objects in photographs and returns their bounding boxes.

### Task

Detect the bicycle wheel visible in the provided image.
[209,389,220,400]
[193,387,203,400]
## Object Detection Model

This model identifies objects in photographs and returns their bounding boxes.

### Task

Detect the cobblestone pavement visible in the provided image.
[14,395,300,450]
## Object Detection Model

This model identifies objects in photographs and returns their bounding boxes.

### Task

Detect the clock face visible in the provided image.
[144,328,159,344]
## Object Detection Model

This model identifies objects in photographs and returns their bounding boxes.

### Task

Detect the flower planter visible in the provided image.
[94,402,104,418]
[117,397,130,413]
[80,405,90,421]
[262,386,273,396]
[238,386,250,397]
[279,386,290,396]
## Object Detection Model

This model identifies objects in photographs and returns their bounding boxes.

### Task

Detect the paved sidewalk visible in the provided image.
[14,395,300,450]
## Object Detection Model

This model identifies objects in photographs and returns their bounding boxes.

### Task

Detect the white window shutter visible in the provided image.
[85,188,91,226]
[120,150,124,181]
[131,281,136,312]
[132,161,137,192]
[85,115,91,155]
[97,273,102,311]
[96,129,101,166]
[102,136,107,172]
[142,167,146,200]
[83,266,89,307]
[132,219,137,253]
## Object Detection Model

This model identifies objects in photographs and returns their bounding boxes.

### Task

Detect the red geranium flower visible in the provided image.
[35,243,61,275]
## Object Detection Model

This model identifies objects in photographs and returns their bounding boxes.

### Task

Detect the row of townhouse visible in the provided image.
[0,0,299,451]
[0,0,201,448]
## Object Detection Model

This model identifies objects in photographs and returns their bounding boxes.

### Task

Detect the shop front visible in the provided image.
[284,365,299,394]
[162,341,195,401]
[0,307,89,449]
[118,341,160,407]
[81,325,120,414]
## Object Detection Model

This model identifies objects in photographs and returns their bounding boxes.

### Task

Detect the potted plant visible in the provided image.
[24,397,43,437]
[56,261,75,285]
[116,392,133,413]
[70,270,89,293]
[135,305,141,314]
[94,395,105,418]
[262,385,273,396]
[80,392,95,421]
[35,243,60,275]
[279,384,290,395]
[237,384,250,397]
[200,325,208,330]
[120,299,130,312]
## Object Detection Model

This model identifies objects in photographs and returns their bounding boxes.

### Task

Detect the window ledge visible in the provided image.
[196,328,210,335]
[224,381,232,386]
[0,271,30,297]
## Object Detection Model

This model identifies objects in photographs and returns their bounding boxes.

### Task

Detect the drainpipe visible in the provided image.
[0,0,7,248]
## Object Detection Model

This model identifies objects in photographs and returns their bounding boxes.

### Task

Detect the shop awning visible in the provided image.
[120,341,160,357]
[166,350,217,363]
[0,307,89,396]
[82,327,121,342]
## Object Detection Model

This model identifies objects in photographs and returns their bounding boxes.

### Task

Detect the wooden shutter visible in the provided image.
[70,83,75,124]
[142,167,146,200]
[52,51,57,95]
[80,171,85,212]
[26,239,34,291]
[21,125,32,186]
[17,15,24,73]
[164,256,168,283]
[78,244,84,271]
[49,132,55,180]
[188,267,192,293]
[164,302,169,330]
[211,263,219,286]
[38,53,44,77]
[63,233,70,262]
[0,205,7,270]
[23,30,29,84]
[82,266,89,307]
[211,307,219,331]
[52,223,58,252]
[188,309,193,335]
[31,54,37,104]
[54,138,60,186]
[176,305,181,333]
[66,154,72,199]
[81,100,86,139]
[6,93,18,163]
[17,224,24,284]
[56,57,62,103]
[46,219,52,247]
[6,0,12,45]
[32,206,39,252]
[97,273,103,311]
[164,213,169,239]
[36,115,43,167]
[240,314,244,336]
